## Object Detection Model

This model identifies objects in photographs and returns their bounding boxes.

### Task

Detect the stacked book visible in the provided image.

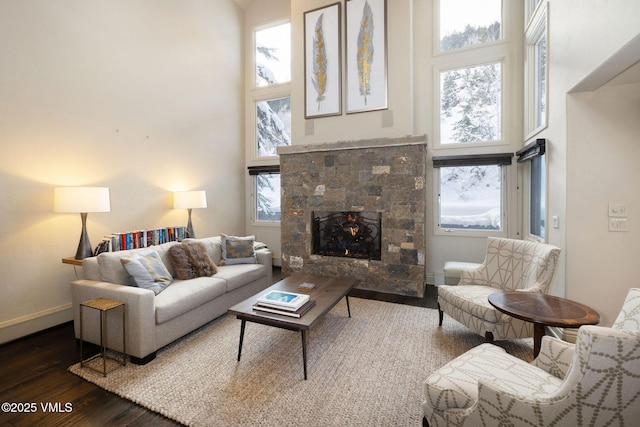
[253,290,316,318]
[95,227,187,253]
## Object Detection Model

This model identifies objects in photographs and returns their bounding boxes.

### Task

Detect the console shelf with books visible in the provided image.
[94,226,186,254]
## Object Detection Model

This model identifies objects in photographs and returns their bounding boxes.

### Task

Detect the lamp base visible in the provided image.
[185,208,195,238]
[75,212,94,259]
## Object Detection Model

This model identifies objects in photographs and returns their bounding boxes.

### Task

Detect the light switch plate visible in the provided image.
[608,203,628,217]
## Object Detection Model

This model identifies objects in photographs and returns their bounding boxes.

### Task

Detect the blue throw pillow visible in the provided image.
[121,250,173,294]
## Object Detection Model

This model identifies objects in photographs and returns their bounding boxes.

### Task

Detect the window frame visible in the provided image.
[253,92,291,160]
[517,139,547,242]
[435,56,508,149]
[249,167,281,225]
[433,154,512,237]
[524,2,548,139]
[253,20,292,90]
[247,19,291,226]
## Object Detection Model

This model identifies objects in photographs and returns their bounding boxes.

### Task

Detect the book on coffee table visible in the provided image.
[253,300,316,318]
[257,290,310,311]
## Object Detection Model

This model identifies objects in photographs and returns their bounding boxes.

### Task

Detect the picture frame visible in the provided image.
[304,3,342,119]
[345,0,388,114]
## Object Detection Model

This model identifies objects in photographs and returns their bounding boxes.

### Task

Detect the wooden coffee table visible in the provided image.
[488,291,600,357]
[227,273,357,380]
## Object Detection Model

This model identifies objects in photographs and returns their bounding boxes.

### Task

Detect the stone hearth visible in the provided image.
[278,135,427,297]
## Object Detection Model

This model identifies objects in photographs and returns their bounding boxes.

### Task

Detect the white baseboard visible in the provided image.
[0,303,72,345]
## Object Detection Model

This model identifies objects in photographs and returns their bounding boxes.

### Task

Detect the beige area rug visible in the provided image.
[69,297,533,426]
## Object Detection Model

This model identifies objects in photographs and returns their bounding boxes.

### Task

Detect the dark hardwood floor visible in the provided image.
[0,267,437,426]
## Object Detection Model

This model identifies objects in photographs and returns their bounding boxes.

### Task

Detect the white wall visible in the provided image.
[565,84,640,324]
[0,0,246,343]
[543,0,640,324]
[290,0,415,142]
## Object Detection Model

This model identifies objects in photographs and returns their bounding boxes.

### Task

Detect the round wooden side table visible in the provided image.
[488,291,600,357]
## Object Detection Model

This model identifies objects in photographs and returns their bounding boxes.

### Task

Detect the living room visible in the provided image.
[1,0,639,425]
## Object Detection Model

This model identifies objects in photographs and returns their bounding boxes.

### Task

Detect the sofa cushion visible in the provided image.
[97,241,179,284]
[221,234,256,265]
[437,285,503,323]
[183,236,223,265]
[168,242,218,280]
[214,263,267,292]
[154,276,227,324]
[121,250,174,295]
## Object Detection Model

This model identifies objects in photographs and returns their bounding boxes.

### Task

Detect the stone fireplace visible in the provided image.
[278,135,427,297]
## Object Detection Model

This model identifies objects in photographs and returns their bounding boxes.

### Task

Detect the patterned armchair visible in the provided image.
[438,237,561,341]
[423,288,640,427]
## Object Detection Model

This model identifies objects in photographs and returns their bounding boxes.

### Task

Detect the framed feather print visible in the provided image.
[304,3,342,119]
[346,0,387,114]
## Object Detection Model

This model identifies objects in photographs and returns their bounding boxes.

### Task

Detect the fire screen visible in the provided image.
[312,211,382,260]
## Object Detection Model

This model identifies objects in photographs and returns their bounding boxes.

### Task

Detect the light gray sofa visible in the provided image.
[70,236,272,364]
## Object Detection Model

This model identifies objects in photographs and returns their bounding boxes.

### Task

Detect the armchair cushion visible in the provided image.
[424,343,562,412]
[437,284,503,323]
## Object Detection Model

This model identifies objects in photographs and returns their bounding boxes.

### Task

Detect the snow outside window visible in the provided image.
[255,173,281,222]
[440,62,502,145]
[255,22,291,87]
[438,0,501,52]
[438,165,503,231]
[256,97,291,157]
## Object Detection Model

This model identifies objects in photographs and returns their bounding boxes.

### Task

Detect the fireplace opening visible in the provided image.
[312,211,382,260]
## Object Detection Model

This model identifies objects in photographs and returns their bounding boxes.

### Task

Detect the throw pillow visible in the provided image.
[168,242,218,280]
[168,244,193,279]
[220,234,256,265]
[121,250,173,295]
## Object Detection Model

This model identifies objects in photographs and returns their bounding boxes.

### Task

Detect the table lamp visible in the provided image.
[54,187,111,259]
[173,190,207,238]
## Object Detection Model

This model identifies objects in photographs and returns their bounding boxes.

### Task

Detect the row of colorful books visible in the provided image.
[93,227,187,254]
[252,290,316,318]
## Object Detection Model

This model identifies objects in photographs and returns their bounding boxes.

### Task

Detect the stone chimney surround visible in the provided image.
[278,135,427,297]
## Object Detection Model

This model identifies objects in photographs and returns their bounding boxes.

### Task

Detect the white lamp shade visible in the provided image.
[174,190,207,209]
[54,187,111,213]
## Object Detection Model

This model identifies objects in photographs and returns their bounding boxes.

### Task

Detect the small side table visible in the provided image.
[80,298,126,376]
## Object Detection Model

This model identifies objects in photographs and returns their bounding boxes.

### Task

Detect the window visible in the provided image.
[517,139,546,240]
[440,61,502,144]
[525,2,547,137]
[529,154,545,238]
[256,96,291,157]
[438,0,502,52]
[433,154,512,233]
[256,172,281,222]
[534,34,546,129]
[435,0,507,147]
[248,20,291,225]
[255,22,291,87]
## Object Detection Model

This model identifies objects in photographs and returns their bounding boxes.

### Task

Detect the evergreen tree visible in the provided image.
[440,22,501,144]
